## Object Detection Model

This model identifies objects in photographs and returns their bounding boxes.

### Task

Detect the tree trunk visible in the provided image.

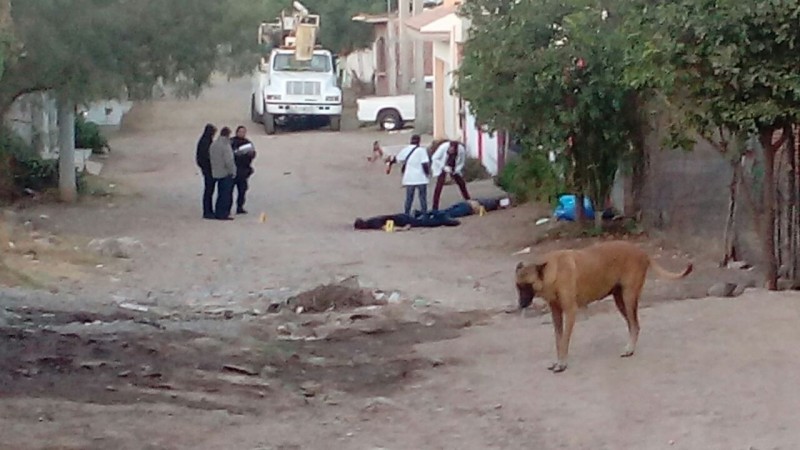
[789,125,799,283]
[594,212,603,228]
[721,158,741,267]
[759,130,779,290]
[0,0,11,41]
[576,193,586,223]
[57,97,77,203]
[0,0,9,25]
[776,152,783,270]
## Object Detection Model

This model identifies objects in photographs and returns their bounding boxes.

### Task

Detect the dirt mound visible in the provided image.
[0,299,490,418]
[286,280,385,313]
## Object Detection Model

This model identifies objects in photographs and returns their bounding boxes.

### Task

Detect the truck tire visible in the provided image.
[251,95,262,124]
[263,112,276,135]
[377,108,403,131]
[329,115,341,132]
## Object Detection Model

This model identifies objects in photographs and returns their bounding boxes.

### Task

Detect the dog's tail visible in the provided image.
[650,259,693,280]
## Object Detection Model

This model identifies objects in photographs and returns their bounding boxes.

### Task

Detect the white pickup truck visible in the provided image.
[356,95,414,131]
[356,76,432,131]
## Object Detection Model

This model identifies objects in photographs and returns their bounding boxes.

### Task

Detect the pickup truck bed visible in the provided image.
[356,95,415,131]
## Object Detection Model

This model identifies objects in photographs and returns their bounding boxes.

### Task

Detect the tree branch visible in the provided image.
[698,132,727,154]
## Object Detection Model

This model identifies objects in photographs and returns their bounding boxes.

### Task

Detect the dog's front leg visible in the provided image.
[547,303,564,372]
[551,305,577,373]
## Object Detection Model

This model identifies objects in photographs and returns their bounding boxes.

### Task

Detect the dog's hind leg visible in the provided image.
[611,284,626,320]
[620,283,643,358]
[612,285,634,357]
[547,303,564,371]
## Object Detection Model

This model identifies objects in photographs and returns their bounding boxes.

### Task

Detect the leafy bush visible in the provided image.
[496,151,564,203]
[16,158,59,191]
[75,115,110,154]
[0,127,59,201]
[462,157,490,182]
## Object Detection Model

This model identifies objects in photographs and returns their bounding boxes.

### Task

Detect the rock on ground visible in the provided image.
[88,237,143,259]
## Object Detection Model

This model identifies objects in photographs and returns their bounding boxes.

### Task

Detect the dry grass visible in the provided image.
[0,217,104,288]
[0,258,42,288]
[530,218,646,246]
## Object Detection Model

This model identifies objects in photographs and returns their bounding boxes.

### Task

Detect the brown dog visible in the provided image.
[515,240,692,373]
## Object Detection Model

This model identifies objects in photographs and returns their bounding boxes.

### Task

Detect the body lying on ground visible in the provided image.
[412,197,512,218]
[354,196,513,231]
[353,211,460,230]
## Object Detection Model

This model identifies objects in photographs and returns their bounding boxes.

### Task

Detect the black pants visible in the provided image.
[353,212,460,230]
[214,176,234,219]
[234,176,249,211]
[202,172,215,218]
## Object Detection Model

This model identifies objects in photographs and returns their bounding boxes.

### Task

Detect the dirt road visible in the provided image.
[2,77,798,450]
[16,76,544,312]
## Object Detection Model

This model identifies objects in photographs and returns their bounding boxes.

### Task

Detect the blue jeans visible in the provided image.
[214,176,235,219]
[404,184,428,216]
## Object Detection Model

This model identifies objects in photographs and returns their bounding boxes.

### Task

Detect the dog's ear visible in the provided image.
[516,262,525,272]
[535,262,547,279]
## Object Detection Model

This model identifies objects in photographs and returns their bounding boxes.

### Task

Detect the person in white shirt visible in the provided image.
[389,134,431,216]
[431,140,471,210]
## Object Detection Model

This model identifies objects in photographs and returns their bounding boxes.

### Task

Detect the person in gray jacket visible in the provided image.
[209,127,237,220]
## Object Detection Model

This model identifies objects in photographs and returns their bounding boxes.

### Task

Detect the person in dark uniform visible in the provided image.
[195,124,217,219]
[230,125,256,214]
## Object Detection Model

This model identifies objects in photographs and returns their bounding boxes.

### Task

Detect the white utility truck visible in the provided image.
[250,1,342,134]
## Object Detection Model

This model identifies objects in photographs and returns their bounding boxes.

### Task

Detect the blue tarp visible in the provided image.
[554,194,595,221]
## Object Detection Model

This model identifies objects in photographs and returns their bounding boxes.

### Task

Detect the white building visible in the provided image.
[405,0,507,175]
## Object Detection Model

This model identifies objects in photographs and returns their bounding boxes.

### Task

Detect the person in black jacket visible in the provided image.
[230,125,257,214]
[195,124,217,219]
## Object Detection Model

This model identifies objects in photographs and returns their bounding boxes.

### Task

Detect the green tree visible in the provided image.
[0,0,382,200]
[301,0,386,55]
[625,0,800,289]
[0,0,281,120]
[0,0,385,120]
[0,0,12,79]
[458,0,645,223]
[0,0,282,202]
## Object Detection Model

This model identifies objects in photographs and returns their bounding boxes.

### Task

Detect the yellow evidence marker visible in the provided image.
[383,219,395,232]
[478,205,487,217]
[259,212,267,223]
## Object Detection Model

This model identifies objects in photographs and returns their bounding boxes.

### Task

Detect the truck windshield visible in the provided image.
[272,54,332,72]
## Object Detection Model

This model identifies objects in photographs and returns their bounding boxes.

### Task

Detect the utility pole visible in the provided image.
[57,96,77,203]
[386,0,401,96]
[398,0,411,94]
[412,0,431,134]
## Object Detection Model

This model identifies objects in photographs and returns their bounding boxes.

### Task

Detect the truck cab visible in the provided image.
[250,4,343,135]
[252,49,342,134]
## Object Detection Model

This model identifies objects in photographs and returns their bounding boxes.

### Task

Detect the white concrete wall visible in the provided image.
[432,40,459,140]
[340,49,376,89]
[5,92,59,158]
[6,92,121,175]
[464,102,499,175]
[79,99,133,128]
